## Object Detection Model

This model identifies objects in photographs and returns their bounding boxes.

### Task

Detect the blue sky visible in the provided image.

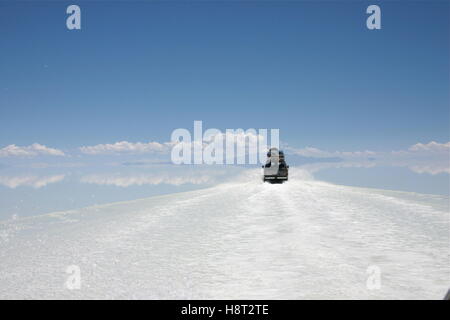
[0,0,448,152]
[0,1,449,218]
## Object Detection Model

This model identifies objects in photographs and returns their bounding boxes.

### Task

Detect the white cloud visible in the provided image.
[289,141,450,176]
[287,146,375,159]
[79,132,267,158]
[0,174,65,189]
[289,141,449,159]
[3,139,448,176]
[408,164,450,175]
[79,141,172,155]
[408,141,450,153]
[300,161,377,174]
[0,143,65,157]
[80,173,214,187]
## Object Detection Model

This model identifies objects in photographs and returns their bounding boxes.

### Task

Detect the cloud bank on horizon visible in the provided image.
[0,174,65,189]
[0,140,449,176]
[1,140,449,159]
[0,143,65,158]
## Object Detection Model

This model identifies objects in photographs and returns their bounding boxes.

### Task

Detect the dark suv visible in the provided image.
[262,148,289,183]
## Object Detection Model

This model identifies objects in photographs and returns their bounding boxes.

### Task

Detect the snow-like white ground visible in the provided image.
[0,169,448,299]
